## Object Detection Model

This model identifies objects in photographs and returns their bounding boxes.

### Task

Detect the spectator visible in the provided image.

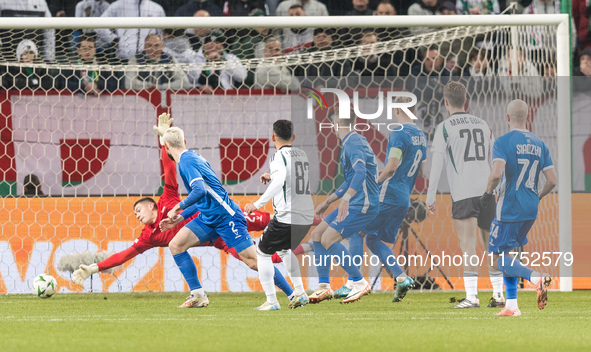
[463,47,493,77]
[574,48,591,91]
[279,5,314,55]
[445,56,460,76]
[294,28,352,88]
[375,0,396,14]
[1,39,55,91]
[223,0,266,16]
[175,0,223,16]
[497,48,543,99]
[573,0,590,51]
[411,46,449,76]
[187,10,225,52]
[196,36,248,90]
[153,0,187,16]
[352,31,396,77]
[455,0,500,15]
[373,0,410,42]
[0,0,55,62]
[254,37,301,92]
[75,0,111,17]
[523,0,576,54]
[275,0,329,16]
[163,28,202,88]
[95,0,166,62]
[347,0,374,15]
[64,34,120,95]
[438,1,457,14]
[23,174,44,197]
[126,34,187,90]
[407,0,440,36]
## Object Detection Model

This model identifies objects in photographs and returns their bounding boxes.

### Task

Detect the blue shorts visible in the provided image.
[488,218,536,254]
[365,204,409,244]
[324,205,378,239]
[186,212,254,253]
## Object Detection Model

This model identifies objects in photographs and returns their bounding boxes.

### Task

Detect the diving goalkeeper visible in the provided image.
[71,114,293,298]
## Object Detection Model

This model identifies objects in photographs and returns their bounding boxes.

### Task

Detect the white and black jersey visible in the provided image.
[253,146,314,225]
[427,113,494,203]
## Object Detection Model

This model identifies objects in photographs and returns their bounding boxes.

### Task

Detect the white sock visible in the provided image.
[345,279,354,289]
[530,272,542,286]
[279,250,305,296]
[489,269,504,299]
[464,271,478,302]
[506,298,518,311]
[396,273,408,283]
[257,252,278,303]
[190,288,205,298]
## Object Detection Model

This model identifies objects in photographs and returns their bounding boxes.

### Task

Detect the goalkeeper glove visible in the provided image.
[153,112,174,144]
[72,263,99,285]
[479,191,495,210]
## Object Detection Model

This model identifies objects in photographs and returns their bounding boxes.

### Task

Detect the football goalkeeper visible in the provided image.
[72,114,294,302]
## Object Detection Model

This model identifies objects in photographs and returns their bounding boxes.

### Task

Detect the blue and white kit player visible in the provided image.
[364,95,427,303]
[160,126,293,308]
[481,100,557,316]
[310,113,379,304]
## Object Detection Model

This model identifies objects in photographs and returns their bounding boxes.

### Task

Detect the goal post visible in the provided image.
[0,14,574,293]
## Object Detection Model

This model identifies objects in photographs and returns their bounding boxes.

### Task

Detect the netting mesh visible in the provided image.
[0,17,561,294]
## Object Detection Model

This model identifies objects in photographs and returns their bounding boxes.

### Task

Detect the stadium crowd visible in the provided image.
[0,0,588,95]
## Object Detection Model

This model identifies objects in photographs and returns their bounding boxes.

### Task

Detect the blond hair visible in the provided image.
[163,127,185,148]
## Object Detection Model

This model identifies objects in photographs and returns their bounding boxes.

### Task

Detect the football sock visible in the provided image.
[273,266,293,298]
[497,256,534,281]
[326,242,363,281]
[190,288,205,298]
[313,241,330,284]
[529,272,542,286]
[366,235,404,278]
[278,250,305,295]
[504,276,518,310]
[346,234,364,284]
[292,244,305,256]
[257,251,278,303]
[173,252,201,291]
[464,271,478,302]
[489,268,504,299]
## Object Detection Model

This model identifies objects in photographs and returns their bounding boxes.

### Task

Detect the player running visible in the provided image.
[72,114,294,303]
[364,95,427,303]
[426,81,505,309]
[244,120,315,311]
[309,112,379,304]
[481,99,556,316]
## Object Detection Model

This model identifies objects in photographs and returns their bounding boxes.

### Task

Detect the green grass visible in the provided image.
[1,291,590,352]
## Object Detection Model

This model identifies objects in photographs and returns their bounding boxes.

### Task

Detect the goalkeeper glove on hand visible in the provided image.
[153,112,174,144]
[479,192,495,209]
[72,263,99,285]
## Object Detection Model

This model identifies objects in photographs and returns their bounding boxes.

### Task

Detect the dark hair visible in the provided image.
[273,120,293,141]
[133,197,157,210]
[78,34,96,48]
[313,28,335,37]
[163,28,186,38]
[443,81,467,109]
[23,174,43,196]
[289,4,304,11]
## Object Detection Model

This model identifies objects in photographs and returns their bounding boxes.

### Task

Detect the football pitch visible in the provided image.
[1,291,590,352]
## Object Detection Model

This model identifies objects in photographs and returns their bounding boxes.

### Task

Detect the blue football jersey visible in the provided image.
[493,129,554,222]
[337,132,379,212]
[178,150,241,225]
[379,124,427,207]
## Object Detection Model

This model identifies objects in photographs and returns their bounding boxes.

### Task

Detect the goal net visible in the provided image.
[0,13,572,294]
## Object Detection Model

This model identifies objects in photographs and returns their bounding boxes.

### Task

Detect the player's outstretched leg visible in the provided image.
[496,254,551,312]
[255,250,281,311]
[365,234,413,302]
[170,227,208,308]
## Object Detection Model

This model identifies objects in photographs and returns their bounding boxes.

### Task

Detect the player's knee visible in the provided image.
[169,240,183,255]
[310,227,323,241]
[320,236,335,249]
[365,234,379,251]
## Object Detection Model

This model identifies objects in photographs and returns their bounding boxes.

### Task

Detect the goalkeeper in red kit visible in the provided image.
[71,114,293,296]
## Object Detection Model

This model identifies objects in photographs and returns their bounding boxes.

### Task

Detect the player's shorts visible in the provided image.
[451,196,495,230]
[186,212,254,253]
[365,204,409,244]
[324,205,378,239]
[487,218,536,254]
[258,219,312,255]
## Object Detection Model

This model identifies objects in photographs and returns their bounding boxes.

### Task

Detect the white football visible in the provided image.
[33,274,57,298]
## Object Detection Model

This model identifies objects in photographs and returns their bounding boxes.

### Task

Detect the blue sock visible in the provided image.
[313,241,330,284]
[497,256,533,281]
[366,235,404,278]
[327,242,363,281]
[348,233,364,279]
[173,252,201,290]
[273,266,293,297]
[504,276,518,300]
